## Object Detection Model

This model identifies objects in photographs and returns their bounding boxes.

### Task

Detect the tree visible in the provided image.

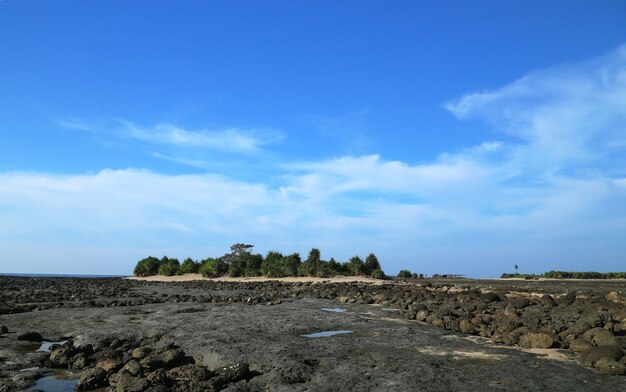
[363,253,383,277]
[243,253,263,276]
[304,248,321,276]
[158,256,180,276]
[348,256,364,276]
[282,253,301,277]
[515,264,519,274]
[397,270,413,279]
[199,257,227,277]
[180,258,199,274]
[262,251,285,278]
[222,243,255,277]
[133,256,161,277]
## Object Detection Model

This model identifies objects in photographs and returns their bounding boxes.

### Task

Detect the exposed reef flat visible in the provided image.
[0,276,625,391]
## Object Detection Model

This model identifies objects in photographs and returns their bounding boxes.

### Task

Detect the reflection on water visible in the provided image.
[17,340,67,353]
[24,372,78,392]
[302,330,353,338]
[321,308,347,313]
[37,341,67,352]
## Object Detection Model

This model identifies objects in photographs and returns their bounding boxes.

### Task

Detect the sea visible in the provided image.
[0,273,126,278]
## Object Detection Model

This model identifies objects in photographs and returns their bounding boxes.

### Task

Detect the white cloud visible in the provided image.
[445,44,626,168]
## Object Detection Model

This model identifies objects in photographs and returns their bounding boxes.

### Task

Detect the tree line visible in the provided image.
[500,270,626,279]
[133,243,386,279]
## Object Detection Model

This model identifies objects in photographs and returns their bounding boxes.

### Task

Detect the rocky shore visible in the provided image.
[0,276,625,391]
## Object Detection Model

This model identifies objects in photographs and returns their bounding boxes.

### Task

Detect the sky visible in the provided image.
[1,1,626,277]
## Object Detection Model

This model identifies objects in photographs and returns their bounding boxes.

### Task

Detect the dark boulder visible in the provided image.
[579,345,623,367]
[75,367,108,391]
[481,292,500,303]
[17,331,43,342]
[519,332,554,349]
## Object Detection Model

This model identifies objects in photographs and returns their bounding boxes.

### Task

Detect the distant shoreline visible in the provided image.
[0,273,125,278]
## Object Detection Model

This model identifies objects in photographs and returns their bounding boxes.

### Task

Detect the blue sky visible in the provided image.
[1,1,626,276]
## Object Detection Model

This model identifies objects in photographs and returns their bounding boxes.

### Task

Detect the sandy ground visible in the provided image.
[127,273,385,284]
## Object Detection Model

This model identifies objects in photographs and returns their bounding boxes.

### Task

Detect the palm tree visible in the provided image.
[514,264,519,274]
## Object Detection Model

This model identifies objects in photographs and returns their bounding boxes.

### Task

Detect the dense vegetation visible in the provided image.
[500,271,626,279]
[397,269,424,279]
[134,243,386,279]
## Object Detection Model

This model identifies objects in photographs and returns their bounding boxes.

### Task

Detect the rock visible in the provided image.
[415,310,429,321]
[109,370,150,392]
[582,327,620,348]
[0,325,7,334]
[71,354,90,369]
[579,345,624,367]
[131,347,151,359]
[593,357,626,375]
[215,361,250,384]
[146,368,168,384]
[481,292,500,302]
[459,318,476,334]
[606,292,626,304]
[17,331,42,342]
[509,297,530,309]
[122,360,143,376]
[540,295,556,307]
[96,358,125,373]
[139,349,186,371]
[167,364,212,382]
[519,333,554,349]
[569,339,592,353]
[75,367,108,391]
[557,292,576,306]
[50,347,74,366]
[160,348,185,367]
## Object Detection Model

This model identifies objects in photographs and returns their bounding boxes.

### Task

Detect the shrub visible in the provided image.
[180,258,199,274]
[348,256,364,276]
[133,256,161,277]
[199,258,227,277]
[363,253,381,276]
[228,258,245,277]
[316,261,332,278]
[243,253,263,277]
[158,256,180,276]
[282,253,301,277]
[370,268,385,279]
[262,251,285,278]
[397,270,413,278]
[302,248,321,276]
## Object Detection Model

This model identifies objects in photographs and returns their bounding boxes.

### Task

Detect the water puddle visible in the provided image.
[23,372,78,392]
[19,367,40,372]
[17,340,67,353]
[321,308,346,313]
[4,360,17,365]
[302,330,353,338]
[37,341,67,352]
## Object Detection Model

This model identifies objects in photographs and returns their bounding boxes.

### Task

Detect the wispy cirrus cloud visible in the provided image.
[445,44,626,170]
[57,118,284,155]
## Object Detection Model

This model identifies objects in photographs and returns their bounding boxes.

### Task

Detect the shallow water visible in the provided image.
[24,372,78,392]
[321,308,346,313]
[19,367,39,372]
[302,330,353,338]
[37,341,67,352]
